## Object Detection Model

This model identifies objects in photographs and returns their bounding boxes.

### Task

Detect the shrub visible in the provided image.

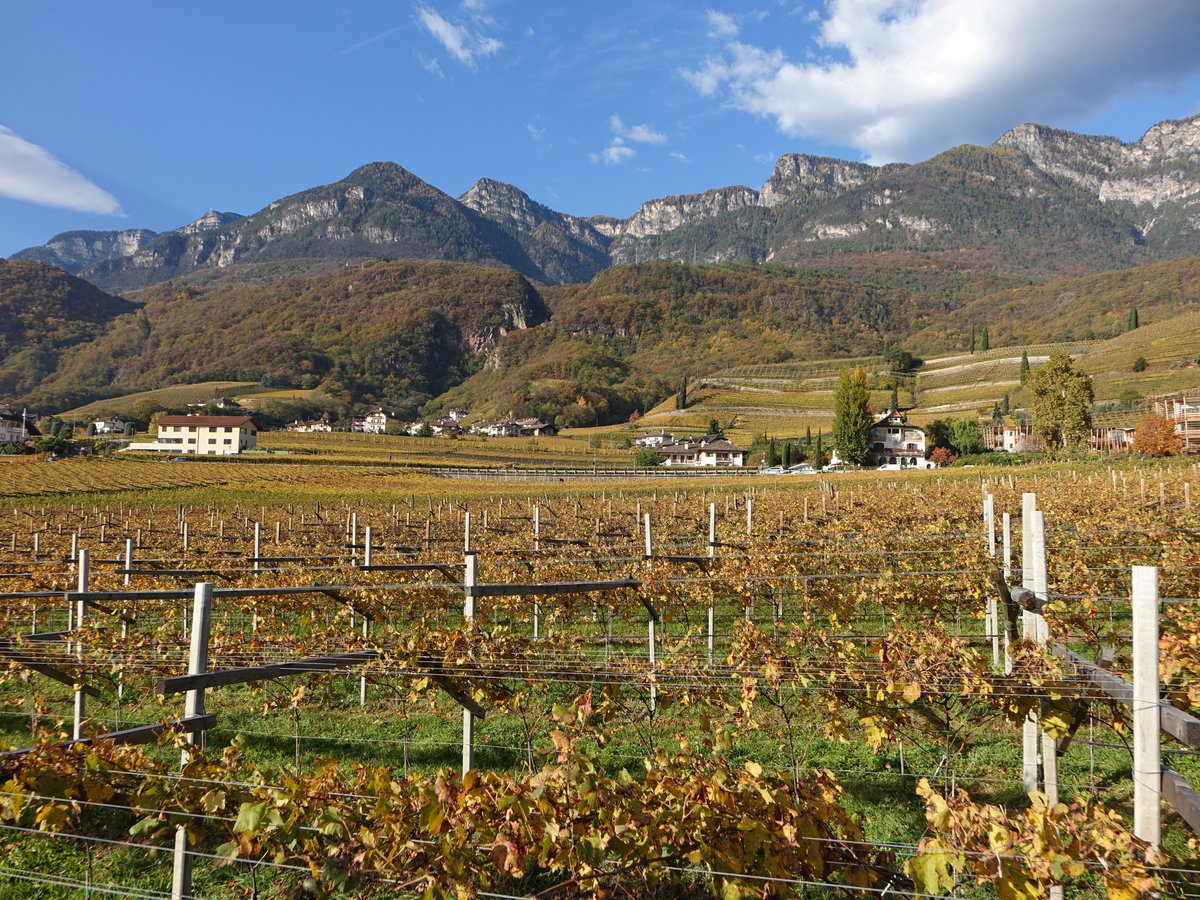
[1132,357,1148,372]
[633,447,665,467]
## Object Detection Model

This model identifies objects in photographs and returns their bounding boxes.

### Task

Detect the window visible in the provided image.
[208,438,216,444]
[224,427,232,433]
[223,439,232,445]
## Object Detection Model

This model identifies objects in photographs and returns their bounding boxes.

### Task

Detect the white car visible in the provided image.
[759,466,787,475]
[786,464,816,474]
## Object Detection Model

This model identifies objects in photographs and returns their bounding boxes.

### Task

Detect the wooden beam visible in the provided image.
[1,715,215,759]
[1055,647,1114,756]
[156,650,378,695]
[0,639,103,697]
[1163,768,1200,835]
[1053,644,1200,749]
[469,578,640,598]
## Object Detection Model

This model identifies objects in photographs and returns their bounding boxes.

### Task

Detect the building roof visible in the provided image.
[157,415,260,428]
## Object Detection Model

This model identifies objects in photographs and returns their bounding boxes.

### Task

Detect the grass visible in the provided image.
[59,382,262,418]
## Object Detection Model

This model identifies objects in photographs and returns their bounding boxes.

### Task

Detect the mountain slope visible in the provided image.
[0,260,137,399]
[22,259,548,413]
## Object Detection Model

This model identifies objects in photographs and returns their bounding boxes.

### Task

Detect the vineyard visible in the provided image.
[1,464,1199,898]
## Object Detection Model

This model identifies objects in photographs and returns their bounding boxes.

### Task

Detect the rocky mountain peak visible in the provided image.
[9,228,158,274]
[175,210,244,235]
[1135,114,1200,161]
[759,154,879,207]
[459,178,552,230]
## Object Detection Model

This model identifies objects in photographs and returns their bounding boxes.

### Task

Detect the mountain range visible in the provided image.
[11,116,1200,290]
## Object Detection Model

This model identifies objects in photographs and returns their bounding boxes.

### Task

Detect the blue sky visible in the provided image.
[3,0,1200,258]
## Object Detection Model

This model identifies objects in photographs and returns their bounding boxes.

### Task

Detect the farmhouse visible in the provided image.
[285,418,333,433]
[90,416,127,434]
[126,415,260,455]
[635,430,675,448]
[869,409,927,467]
[0,407,37,444]
[352,409,393,434]
[659,435,746,467]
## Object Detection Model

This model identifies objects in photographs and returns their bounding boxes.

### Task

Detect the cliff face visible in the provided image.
[10,228,158,273]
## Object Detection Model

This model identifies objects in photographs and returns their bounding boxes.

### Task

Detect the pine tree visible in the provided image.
[981,326,990,352]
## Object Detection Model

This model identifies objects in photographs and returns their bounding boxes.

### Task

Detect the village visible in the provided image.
[3,389,1198,469]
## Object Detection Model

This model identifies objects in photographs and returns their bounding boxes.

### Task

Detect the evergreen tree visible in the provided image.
[832,367,873,465]
[1000,393,1010,416]
[981,326,990,352]
[969,325,976,354]
[1019,351,1030,383]
[805,426,812,445]
[814,431,823,467]
[991,402,1003,425]
[1129,307,1139,330]
[675,375,689,410]
[889,384,899,410]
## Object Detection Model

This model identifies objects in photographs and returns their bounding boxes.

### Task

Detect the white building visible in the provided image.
[635,430,675,448]
[0,407,37,444]
[868,409,927,467]
[126,415,260,455]
[91,416,127,434]
[659,435,746,467]
[354,409,392,434]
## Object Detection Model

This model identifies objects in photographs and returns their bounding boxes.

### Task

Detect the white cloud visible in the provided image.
[682,0,1200,164]
[526,123,545,141]
[590,137,637,165]
[0,127,121,215]
[670,151,692,163]
[706,10,739,39]
[416,4,502,68]
[608,114,666,145]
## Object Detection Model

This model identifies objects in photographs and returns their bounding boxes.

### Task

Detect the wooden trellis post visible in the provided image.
[172,582,212,900]
[462,554,477,773]
[1020,492,1039,793]
[1132,565,1162,849]
[72,549,89,740]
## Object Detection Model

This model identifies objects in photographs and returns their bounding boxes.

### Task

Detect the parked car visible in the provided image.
[759,466,787,475]
[786,464,816,474]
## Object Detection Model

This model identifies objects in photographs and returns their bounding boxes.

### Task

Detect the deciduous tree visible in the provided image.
[1132,413,1182,457]
[1026,352,1094,454]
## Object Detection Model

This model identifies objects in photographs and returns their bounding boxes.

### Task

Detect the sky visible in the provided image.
[3,0,1200,258]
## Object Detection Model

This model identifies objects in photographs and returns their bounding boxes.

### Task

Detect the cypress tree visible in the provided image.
[832,367,873,464]
[805,426,812,445]
[889,384,899,411]
[815,431,823,467]
[969,325,976,354]
[981,326,990,352]
[1019,351,1030,383]
[1129,307,1139,329]
[1001,393,1010,416]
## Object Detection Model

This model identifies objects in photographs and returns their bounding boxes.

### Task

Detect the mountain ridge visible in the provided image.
[9,114,1200,288]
